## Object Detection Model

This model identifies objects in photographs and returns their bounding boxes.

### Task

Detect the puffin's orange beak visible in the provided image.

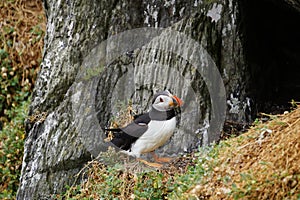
[169,95,183,107]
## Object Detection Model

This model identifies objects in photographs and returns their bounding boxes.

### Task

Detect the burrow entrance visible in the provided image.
[241,0,300,114]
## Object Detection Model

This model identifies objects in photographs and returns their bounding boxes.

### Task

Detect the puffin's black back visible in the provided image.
[110,130,138,150]
[106,113,151,150]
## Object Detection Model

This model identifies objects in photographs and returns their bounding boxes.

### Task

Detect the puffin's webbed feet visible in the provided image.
[138,159,163,168]
[151,151,173,163]
[138,152,174,168]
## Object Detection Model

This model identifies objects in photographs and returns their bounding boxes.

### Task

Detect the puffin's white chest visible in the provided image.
[130,117,176,156]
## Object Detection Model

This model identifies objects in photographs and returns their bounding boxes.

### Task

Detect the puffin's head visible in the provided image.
[151,90,183,111]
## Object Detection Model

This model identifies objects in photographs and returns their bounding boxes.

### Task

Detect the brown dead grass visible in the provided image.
[0,0,45,71]
[188,105,300,199]
[64,106,300,199]
[0,0,45,124]
[0,0,45,197]
[105,102,136,142]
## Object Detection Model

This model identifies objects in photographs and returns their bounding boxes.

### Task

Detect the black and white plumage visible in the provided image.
[106,90,183,158]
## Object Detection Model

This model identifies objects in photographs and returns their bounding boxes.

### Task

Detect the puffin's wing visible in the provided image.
[105,127,138,150]
[105,113,151,150]
[120,121,148,138]
[105,123,148,150]
[118,112,151,138]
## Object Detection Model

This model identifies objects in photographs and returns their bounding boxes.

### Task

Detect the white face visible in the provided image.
[152,95,175,111]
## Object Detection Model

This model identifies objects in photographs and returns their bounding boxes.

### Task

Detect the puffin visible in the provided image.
[105,90,183,167]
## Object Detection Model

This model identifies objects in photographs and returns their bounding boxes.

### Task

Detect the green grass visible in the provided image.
[59,145,221,199]
[0,99,29,199]
[0,0,45,126]
[60,106,300,199]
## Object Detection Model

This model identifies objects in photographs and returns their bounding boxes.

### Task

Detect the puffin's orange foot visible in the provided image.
[138,159,163,168]
[155,156,173,163]
[151,152,173,163]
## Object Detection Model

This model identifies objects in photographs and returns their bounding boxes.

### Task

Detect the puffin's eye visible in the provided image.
[159,97,164,102]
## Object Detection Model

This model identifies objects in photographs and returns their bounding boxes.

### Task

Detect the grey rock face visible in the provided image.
[266,0,300,12]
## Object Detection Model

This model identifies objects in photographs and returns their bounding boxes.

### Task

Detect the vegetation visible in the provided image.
[188,106,300,199]
[61,105,300,199]
[0,99,29,199]
[0,0,45,126]
[0,0,45,198]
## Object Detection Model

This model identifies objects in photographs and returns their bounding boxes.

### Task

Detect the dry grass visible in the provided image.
[105,102,135,142]
[63,105,300,199]
[0,0,45,70]
[0,0,45,124]
[188,105,300,199]
[0,0,45,198]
